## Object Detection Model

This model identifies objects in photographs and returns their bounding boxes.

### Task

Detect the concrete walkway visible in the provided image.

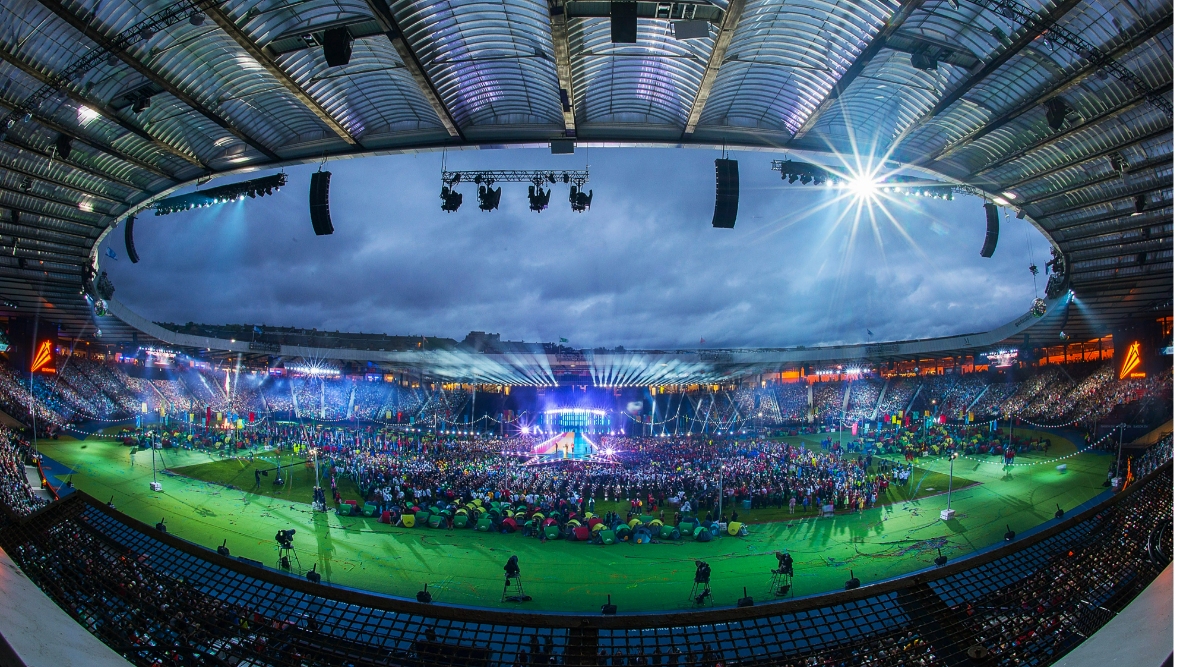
[0,546,132,667]
[1054,563,1172,667]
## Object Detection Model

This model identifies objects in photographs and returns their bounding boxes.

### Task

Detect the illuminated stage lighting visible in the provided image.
[440,169,589,213]
[153,173,287,216]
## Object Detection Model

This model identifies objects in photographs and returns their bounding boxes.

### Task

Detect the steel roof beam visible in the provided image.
[683,0,746,137]
[1069,239,1170,263]
[1050,199,1172,233]
[0,99,175,181]
[0,203,104,238]
[0,162,125,207]
[971,83,1171,178]
[915,0,1084,125]
[0,43,209,172]
[1038,183,1171,219]
[998,126,1173,190]
[923,11,1173,164]
[0,265,83,283]
[35,0,281,161]
[792,0,925,140]
[0,244,89,263]
[1021,153,1173,206]
[0,183,115,221]
[203,5,359,147]
[1070,260,1171,281]
[2,133,138,192]
[362,0,463,140]
[548,0,576,135]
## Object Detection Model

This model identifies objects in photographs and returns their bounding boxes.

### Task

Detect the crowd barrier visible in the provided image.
[0,462,1170,667]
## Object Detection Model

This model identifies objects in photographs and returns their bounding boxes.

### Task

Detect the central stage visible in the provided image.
[525,431,616,465]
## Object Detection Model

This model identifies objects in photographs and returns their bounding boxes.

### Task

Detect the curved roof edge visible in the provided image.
[103,294,1063,379]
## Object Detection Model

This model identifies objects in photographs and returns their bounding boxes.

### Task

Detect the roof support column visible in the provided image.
[683,0,746,138]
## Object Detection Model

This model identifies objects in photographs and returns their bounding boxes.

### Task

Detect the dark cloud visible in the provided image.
[103,148,1050,348]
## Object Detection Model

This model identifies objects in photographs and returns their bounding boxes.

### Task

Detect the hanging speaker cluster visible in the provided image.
[711,159,739,229]
[124,215,139,264]
[980,203,999,258]
[310,171,334,235]
[55,134,73,160]
[323,27,354,67]
[610,2,638,43]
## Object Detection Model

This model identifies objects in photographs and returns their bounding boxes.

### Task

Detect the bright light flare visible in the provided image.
[845,172,880,201]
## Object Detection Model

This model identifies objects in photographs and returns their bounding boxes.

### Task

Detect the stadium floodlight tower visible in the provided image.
[940,452,958,520]
[149,437,162,492]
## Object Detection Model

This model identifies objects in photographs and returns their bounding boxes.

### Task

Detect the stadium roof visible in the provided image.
[0,0,1171,358]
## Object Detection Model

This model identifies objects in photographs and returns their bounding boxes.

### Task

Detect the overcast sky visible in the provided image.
[102,147,1050,349]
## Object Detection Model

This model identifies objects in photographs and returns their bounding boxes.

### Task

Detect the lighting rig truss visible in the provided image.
[439,170,592,213]
[153,173,287,215]
[960,0,1171,117]
[0,0,211,136]
[771,160,976,200]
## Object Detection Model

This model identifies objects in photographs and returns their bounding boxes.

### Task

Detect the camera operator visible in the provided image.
[776,551,794,577]
[504,555,520,580]
[694,560,711,584]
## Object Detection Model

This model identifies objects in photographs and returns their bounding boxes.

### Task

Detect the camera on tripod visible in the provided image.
[694,560,711,584]
[504,555,521,580]
[275,529,296,549]
[774,551,794,577]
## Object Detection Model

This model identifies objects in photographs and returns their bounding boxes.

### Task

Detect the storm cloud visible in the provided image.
[102,148,1050,349]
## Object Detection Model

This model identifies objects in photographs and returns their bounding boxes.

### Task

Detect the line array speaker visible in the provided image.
[712,159,739,229]
[611,2,638,43]
[310,172,334,236]
[124,215,139,264]
[56,134,72,160]
[980,203,999,258]
[323,27,354,67]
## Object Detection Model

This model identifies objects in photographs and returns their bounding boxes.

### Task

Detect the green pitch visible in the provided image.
[36,430,1112,613]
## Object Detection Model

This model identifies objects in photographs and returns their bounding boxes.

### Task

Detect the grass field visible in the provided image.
[37,429,1112,613]
[171,451,366,503]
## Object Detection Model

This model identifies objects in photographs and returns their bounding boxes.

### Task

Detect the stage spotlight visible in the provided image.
[528,185,551,212]
[788,173,798,184]
[800,173,812,185]
[189,12,204,26]
[440,185,462,212]
[477,184,501,211]
[155,518,167,533]
[737,587,754,607]
[601,595,617,615]
[306,564,321,584]
[1004,525,1016,541]
[569,185,592,212]
[845,571,860,590]
[417,584,433,603]
[216,540,230,557]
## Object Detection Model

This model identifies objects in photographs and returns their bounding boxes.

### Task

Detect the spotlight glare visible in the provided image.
[847,172,879,200]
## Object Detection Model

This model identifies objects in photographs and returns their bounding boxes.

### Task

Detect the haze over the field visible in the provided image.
[104,148,1048,349]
